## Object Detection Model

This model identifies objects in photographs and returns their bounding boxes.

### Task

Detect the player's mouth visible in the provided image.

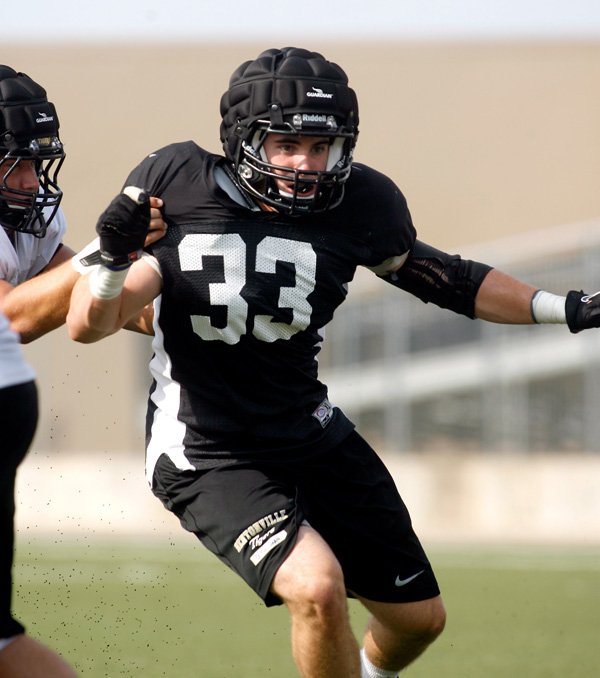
[276,180,317,200]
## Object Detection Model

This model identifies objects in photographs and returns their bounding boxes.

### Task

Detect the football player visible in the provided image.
[67,47,600,678]
[0,65,165,676]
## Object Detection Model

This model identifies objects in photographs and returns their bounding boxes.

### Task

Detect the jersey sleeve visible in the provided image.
[38,207,67,269]
[123,150,166,194]
[122,142,199,195]
[122,142,214,224]
[349,164,417,268]
[16,207,68,281]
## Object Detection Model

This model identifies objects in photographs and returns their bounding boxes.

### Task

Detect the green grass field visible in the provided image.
[13,537,600,677]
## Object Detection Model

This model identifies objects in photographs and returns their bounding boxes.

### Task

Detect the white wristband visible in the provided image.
[88,266,129,300]
[531,290,567,324]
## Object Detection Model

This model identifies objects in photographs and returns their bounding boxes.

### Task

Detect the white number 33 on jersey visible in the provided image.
[179,233,317,344]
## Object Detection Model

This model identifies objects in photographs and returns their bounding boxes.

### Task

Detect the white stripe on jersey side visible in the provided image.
[145,294,195,486]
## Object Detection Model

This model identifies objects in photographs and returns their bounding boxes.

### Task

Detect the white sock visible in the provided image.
[360,648,399,678]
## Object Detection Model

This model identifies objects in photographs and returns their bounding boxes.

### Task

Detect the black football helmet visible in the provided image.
[0,66,65,237]
[219,47,359,215]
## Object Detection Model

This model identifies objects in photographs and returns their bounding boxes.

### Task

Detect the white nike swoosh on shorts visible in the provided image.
[394,569,425,587]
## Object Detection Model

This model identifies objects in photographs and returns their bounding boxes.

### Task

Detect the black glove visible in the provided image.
[96,186,150,270]
[565,290,600,333]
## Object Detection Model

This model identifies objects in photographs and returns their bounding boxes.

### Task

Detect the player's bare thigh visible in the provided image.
[271,524,345,602]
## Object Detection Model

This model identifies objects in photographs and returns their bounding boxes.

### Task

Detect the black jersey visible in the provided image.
[127,142,416,474]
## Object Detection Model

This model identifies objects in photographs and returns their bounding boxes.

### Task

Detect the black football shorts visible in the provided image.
[0,380,38,638]
[151,430,440,607]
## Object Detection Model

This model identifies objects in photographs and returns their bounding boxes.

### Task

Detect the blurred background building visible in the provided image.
[320,218,600,456]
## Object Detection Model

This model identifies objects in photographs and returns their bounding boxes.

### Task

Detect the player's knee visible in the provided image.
[406,597,447,644]
[281,562,348,623]
[422,598,446,641]
[378,596,446,649]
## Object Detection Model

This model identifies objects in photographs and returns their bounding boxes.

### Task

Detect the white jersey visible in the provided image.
[0,311,35,389]
[0,206,67,284]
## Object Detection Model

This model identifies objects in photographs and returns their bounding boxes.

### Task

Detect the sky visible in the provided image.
[5,0,600,43]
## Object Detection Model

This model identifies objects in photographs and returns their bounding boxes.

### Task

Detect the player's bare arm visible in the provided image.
[378,239,600,333]
[68,258,160,343]
[473,268,537,323]
[0,244,78,342]
[67,187,162,343]
[1,196,164,342]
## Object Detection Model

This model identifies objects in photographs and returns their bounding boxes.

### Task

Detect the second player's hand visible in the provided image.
[146,196,166,247]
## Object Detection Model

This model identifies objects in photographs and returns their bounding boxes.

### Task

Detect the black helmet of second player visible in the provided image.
[0,65,64,237]
[219,47,359,215]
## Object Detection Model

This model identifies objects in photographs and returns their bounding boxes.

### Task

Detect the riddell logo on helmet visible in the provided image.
[35,112,54,123]
[302,114,328,123]
[306,87,333,99]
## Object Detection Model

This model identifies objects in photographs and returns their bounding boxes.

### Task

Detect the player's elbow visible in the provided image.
[68,331,91,344]
[67,322,97,343]
[67,323,88,343]
[66,312,103,344]
[68,326,104,343]
[17,330,36,344]
[10,319,33,344]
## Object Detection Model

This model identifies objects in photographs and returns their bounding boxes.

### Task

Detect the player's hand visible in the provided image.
[565,290,600,333]
[146,196,167,247]
[96,186,150,270]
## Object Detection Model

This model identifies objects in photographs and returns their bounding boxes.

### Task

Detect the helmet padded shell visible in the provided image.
[220,47,359,162]
[0,65,60,154]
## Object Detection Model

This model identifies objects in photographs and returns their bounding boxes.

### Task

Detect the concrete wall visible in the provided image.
[16,450,600,544]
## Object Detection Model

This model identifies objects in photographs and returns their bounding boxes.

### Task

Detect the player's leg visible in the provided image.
[0,635,78,678]
[356,595,446,675]
[0,380,78,677]
[0,440,24,658]
[271,524,361,678]
[295,431,445,677]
